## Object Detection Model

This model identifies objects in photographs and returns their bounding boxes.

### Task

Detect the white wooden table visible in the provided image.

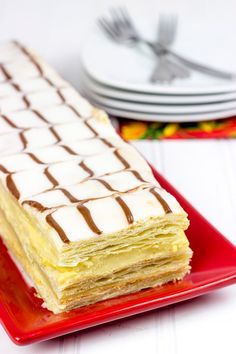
[0,1,236,353]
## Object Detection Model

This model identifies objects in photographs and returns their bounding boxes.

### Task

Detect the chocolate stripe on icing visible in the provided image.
[44,77,55,87]
[44,167,58,187]
[27,152,44,164]
[0,164,10,174]
[94,178,116,192]
[46,213,70,243]
[77,204,102,235]
[79,161,94,177]
[12,82,21,92]
[1,114,18,128]
[32,109,49,123]
[22,200,47,212]
[22,95,30,108]
[100,138,114,148]
[0,64,11,80]
[84,120,98,137]
[116,196,134,224]
[150,188,172,214]
[114,149,130,169]
[56,89,66,103]
[6,174,20,199]
[59,188,79,203]
[61,145,77,155]
[67,105,81,118]
[131,170,146,183]
[49,127,61,143]
[19,131,28,148]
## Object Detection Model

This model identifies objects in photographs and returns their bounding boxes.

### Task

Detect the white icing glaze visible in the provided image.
[0,41,185,243]
[122,188,166,219]
[39,105,80,124]
[9,170,53,198]
[6,60,40,80]
[0,132,23,155]
[24,128,56,148]
[52,206,94,241]
[7,110,47,127]
[0,96,26,112]
[0,83,18,97]
[86,197,128,234]
[46,160,88,186]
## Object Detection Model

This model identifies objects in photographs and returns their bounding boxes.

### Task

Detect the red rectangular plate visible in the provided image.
[0,167,236,345]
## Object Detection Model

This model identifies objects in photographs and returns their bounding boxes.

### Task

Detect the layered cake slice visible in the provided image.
[0,41,192,313]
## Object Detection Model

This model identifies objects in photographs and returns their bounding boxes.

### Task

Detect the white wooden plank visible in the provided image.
[0,325,62,353]
[160,140,236,243]
[59,334,80,354]
[155,307,177,354]
[78,313,157,354]
[174,286,236,354]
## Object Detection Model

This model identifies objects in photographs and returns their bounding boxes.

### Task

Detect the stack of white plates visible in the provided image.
[81,27,236,122]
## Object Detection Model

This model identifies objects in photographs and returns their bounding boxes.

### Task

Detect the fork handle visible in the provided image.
[144,40,236,80]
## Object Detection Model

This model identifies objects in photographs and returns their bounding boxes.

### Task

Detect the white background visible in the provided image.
[0,1,236,353]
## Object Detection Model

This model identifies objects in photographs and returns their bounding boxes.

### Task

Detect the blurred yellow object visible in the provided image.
[122,122,147,140]
[163,123,179,137]
[199,121,214,132]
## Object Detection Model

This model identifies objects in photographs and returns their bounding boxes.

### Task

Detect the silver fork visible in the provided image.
[98,8,236,80]
[150,15,190,83]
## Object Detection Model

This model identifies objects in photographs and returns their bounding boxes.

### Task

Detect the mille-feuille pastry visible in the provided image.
[0,41,192,314]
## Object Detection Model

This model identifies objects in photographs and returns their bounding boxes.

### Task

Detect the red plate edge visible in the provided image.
[0,166,236,346]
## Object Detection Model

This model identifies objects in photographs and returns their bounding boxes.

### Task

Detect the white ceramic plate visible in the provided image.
[84,72,236,104]
[85,101,236,122]
[82,20,236,95]
[84,86,236,115]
